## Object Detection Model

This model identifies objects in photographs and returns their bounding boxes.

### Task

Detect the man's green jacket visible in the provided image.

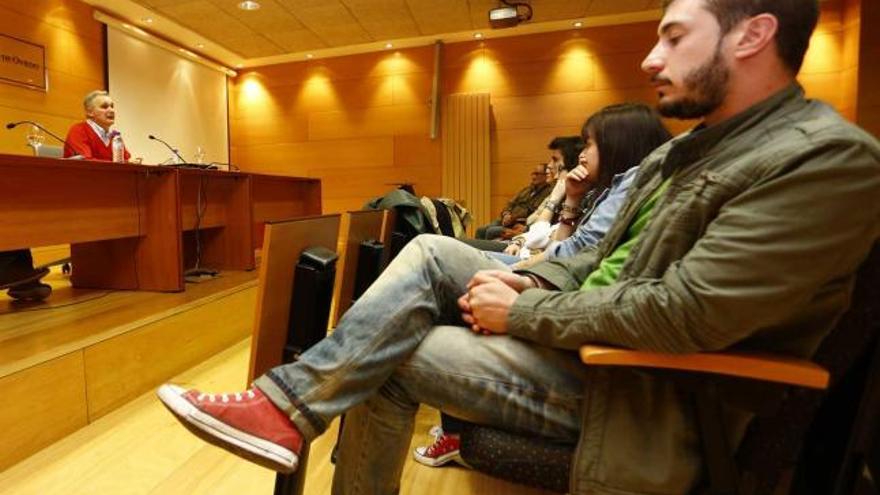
[511,85,880,494]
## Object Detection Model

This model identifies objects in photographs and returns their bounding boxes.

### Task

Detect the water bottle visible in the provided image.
[111,132,125,163]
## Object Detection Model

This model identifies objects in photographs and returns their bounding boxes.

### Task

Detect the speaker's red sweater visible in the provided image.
[63,121,131,161]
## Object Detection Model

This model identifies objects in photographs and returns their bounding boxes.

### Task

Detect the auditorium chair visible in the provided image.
[332,209,393,327]
[457,242,880,495]
[249,212,392,495]
[245,215,341,495]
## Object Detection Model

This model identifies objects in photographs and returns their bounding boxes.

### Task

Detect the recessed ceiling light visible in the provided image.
[384,42,393,49]
[473,32,483,39]
[142,17,154,24]
[573,21,583,28]
[238,1,261,10]
[306,53,314,59]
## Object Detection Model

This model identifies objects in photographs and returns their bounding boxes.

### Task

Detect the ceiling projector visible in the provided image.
[488,1,532,29]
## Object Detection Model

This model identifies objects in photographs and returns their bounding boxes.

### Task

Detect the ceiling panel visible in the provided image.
[211,0,306,32]
[406,0,473,35]
[277,0,373,46]
[586,0,655,16]
[529,0,591,22]
[264,29,328,51]
[125,0,662,61]
[340,0,420,39]
[221,34,286,57]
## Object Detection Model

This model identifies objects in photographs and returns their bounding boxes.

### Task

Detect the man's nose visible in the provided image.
[641,42,665,74]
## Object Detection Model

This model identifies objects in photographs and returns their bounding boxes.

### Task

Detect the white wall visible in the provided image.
[107,27,228,165]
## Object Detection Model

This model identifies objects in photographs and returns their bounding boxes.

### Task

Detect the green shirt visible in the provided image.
[580,179,670,290]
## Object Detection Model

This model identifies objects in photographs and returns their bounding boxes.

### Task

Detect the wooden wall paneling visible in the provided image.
[318,165,439,202]
[0,0,104,156]
[489,89,656,131]
[232,137,394,175]
[0,352,88,471]
[1,0,104,42]
[593,50,654,90]
[83,288,256,421]
[229,113,311,148]
[332,210,386,327]
[251,175,322,248]
[308,103,432,140]
[392,135,441,169]
[248,215,341,381]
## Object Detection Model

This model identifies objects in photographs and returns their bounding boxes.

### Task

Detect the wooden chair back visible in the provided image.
[247,214,340,382]
[331,210,387,328]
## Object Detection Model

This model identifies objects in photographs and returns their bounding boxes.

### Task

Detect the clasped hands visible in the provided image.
[457,270,535,336]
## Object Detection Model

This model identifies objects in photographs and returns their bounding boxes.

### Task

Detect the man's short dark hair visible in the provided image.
[548,136,585,171]
[663,0,819,74]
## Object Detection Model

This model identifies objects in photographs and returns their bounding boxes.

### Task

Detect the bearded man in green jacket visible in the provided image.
[158,0,880,493]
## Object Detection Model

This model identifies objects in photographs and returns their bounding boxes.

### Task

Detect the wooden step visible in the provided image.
[0,268,258,471]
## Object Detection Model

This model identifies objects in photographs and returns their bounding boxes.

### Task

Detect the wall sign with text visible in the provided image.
[0,33,47,92]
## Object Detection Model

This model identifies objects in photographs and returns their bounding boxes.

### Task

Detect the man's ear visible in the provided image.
[732,13,779,61]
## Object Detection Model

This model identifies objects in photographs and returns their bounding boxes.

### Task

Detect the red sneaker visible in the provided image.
[157,384,303,473]
[413,428,463,467]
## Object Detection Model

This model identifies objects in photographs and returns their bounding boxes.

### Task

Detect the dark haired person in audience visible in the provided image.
[159,1,880,494]
[475,136,582,240]
[415,102,672,466]
[64,90,131,161]
[0,250,51,301]
[474,164,550,240]
[491,103,672,267]
[524,136,584,227]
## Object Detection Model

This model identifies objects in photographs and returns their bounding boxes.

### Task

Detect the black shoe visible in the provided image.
[7,281,52,301]
[0,266,49,290]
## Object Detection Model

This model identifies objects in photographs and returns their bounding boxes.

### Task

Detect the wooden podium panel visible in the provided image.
[0,154,322,293]
[0,156,142,250]
[72,169,183,291]
[0,155,183,291]
[248,214,340,381]
[179,169,253,271]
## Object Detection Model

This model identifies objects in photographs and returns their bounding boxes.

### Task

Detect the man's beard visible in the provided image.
[657,47,730,120]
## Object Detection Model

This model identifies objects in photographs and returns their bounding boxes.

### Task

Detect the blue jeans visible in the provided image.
[255,234,588,495]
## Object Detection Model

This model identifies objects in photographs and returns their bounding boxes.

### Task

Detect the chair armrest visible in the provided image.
[579,345,829,390]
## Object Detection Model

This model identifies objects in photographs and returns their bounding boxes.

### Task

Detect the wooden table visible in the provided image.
[0,154,321,292]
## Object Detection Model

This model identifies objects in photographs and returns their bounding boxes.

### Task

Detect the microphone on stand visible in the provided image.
[148,134,187,164]
[5,120,81,159]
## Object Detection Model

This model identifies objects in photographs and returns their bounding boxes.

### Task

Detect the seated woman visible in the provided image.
[486,103,672,268]
[415,102,672,468]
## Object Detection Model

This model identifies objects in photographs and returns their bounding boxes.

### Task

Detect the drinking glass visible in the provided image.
[26,125,45,151]
[194,146,206,164]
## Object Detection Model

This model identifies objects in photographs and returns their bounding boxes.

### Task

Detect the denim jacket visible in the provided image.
[509,85,880,494]
[545,166,639,260]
